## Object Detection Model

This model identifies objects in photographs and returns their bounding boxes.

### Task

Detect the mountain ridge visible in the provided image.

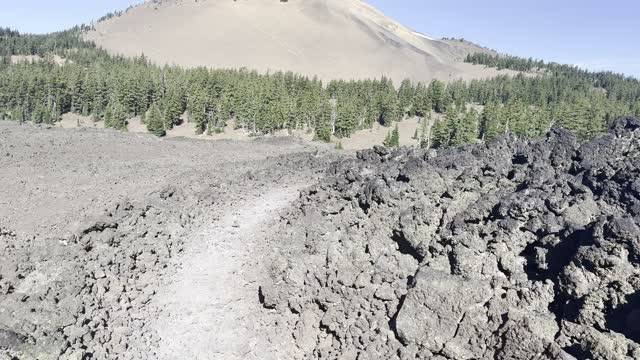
[85,0,517,84]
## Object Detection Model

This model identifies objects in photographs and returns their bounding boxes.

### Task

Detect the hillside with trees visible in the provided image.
[1,28,639,148]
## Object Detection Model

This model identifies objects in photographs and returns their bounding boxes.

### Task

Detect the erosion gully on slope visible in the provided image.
[150,186,303,360]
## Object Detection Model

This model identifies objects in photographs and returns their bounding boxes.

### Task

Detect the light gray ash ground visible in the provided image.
[0,121,335,359]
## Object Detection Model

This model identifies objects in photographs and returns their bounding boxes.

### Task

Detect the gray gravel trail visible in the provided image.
[153,187,301,360]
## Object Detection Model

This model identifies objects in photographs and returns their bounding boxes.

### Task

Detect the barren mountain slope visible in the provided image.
[85,0,515,84]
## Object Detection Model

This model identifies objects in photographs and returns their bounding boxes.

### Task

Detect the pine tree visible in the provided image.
[398,78,415,116]
[460,109,479,144]
[378,91,399,126]
[431,118,450,148]
[103,102,114,128]
[507,100,529,137]
[49,94,62,124]
[633,101,640,119]
[584,102,605,140]
[413,84,432,118]
[106,106,121,129]
[206,118,213,136]
[104,101,127,130]
[314,126,332,143]
[554,101,574,133]
[146,102,166,137]
[419,113,432,149]
[428,80,446,113]
[447,107,470,147]
[33,102,48,124]
[122,71,141,115]
[384,125,400,147]
[480,102,501,142]
[383,130,392,147]
[187,86,208,134]
[335,97,358,137]
[390,124,400,147]
[314,98,333,142]
[163,82,184,129]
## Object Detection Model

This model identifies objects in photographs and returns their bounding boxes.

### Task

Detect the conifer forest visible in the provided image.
[1,27,639,147]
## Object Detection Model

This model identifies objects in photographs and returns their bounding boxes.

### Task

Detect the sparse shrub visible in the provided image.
[314,126,332,143]
[384,125,400,147]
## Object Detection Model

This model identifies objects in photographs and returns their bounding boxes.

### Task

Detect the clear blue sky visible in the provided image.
[1,0,638,78]
[367,0,640,78]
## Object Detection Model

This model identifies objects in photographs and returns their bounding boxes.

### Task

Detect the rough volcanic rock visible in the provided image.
[262,117,640,359]
[394,269,492,354]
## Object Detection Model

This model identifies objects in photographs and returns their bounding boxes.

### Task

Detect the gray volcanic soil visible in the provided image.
[261,118,640,359]
[0,121,336,359]
[2,119,640,360]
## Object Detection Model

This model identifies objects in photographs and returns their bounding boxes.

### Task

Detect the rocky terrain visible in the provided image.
[0,121,336,359]
[2,118,640,360]
[261,117,640,359]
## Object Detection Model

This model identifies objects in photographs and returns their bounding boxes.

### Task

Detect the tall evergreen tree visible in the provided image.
[398,78,415,116]
[378,90,399,126]
[419,113,432,149]
[104,101,127,130]
[431,118,450,149]
[383,125,400,148]
[335,97,358,138]
[389,124,400,147]
[480,102,501,142]
[163,82,184,128]
[459,109,479,144]
[413,84,432,118]
[146,102,166,137]
[187,86,209,134]
[428,80,446,113]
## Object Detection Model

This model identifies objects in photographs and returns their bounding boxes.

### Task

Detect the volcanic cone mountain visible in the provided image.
[85,0,513,84]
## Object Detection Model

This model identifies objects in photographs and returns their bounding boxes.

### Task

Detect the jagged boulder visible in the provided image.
[395,269,491,353]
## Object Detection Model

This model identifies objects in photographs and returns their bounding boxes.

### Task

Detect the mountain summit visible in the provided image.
[85,0,510,83]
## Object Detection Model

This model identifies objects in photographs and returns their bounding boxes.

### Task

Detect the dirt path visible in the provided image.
[152,186,301,360]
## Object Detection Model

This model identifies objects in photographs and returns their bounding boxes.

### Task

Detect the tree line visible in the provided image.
[466,52,640,106]
[0,28,406,139]
[0,27,93,62]
[1,27,639,148]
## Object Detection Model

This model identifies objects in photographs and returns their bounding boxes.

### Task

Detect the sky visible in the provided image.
[366,0,640,78]
[1,0,638,78]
